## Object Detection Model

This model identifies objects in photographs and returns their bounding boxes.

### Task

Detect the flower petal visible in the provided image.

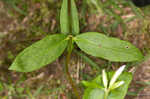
[109,65,126,88]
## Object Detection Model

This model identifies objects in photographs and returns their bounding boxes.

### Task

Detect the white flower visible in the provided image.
[110,81,125,90]
[109,65,126,88]
[102,69,108,89]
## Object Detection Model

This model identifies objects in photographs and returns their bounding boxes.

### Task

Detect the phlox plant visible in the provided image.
[9,0,143,99]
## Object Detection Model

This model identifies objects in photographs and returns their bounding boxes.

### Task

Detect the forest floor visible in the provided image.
[0,0,150,99]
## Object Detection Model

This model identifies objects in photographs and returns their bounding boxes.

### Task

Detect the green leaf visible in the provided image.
[9,34,68,72]
[70,0,80,35]
[92,75,102,84]
[83,88,104,99]
[83,72,132,99]
[60,0,69,34]
[82,81,103,89]
[60,0,79,35]
[75,32,143,62]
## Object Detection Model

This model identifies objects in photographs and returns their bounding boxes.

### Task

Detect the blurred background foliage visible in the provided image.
[0,0,150,98]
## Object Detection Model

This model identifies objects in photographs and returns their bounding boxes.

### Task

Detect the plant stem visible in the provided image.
[66,0,80,98]
[65,37,80,99]
[104,89,109,99]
